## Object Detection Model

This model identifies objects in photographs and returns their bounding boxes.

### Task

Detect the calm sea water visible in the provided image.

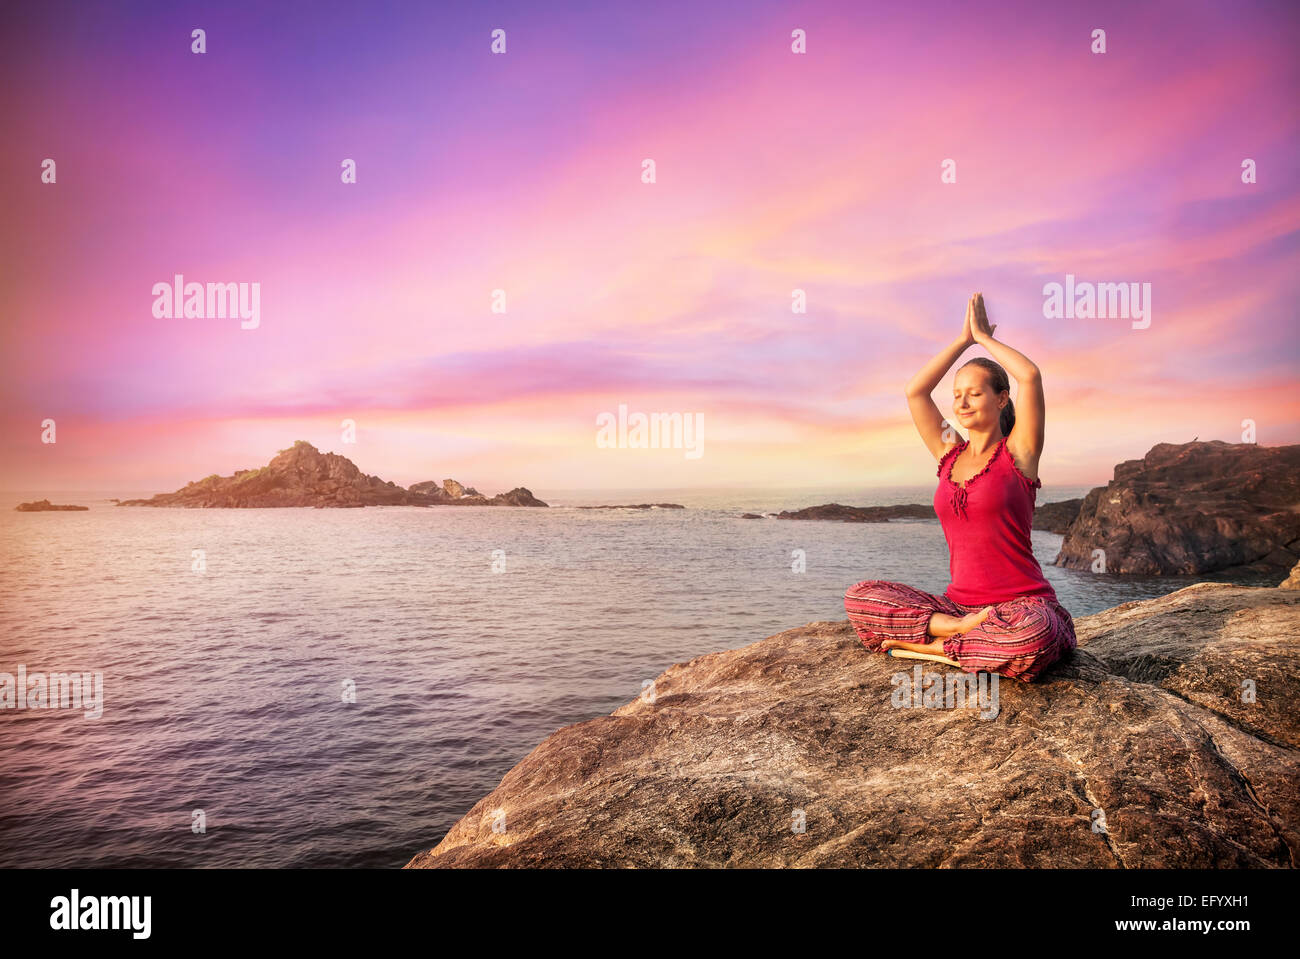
[0,486,1278,867]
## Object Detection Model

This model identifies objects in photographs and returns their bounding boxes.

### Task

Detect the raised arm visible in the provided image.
[971,293,1044,461]
[905,296,976,462]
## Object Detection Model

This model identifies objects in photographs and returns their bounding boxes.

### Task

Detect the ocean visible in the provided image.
[0,486,1278,867]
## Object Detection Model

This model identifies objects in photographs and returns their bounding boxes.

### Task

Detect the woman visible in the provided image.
[843,293,1077,682]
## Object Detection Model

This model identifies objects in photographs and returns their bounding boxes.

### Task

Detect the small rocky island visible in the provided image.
[776,503,937,522]
[14,499,88,511]
[772,499,1079,531]
[114,440,547,509]
[576,503,685,510]
[405,562,1300,868]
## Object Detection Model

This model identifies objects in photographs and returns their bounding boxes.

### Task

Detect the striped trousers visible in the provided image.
[843,580,1077,682]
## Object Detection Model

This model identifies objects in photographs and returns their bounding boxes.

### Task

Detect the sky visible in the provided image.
[2,0,1298,494]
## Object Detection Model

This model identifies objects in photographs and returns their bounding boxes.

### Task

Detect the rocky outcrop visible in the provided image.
[405,579,1300,868]
[576,504,686,510]
[776,503,936,522]
[1032,497,1083,534]
[772,500,1075,531]
[1054,440,1300,576]
[491,487,548,507]
[15,499,88,511]
[408,479,488,500]
[115,441,547,509]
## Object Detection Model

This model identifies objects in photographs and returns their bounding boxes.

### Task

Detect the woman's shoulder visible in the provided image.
[935,440,965,476]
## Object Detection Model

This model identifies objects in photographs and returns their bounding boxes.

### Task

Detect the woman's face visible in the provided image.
[952,368,1003,430]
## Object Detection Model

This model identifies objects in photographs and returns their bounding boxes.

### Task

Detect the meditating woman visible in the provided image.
[844,293,1077,682]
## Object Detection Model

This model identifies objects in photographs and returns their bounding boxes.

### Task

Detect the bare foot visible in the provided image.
[880,605,992,662]
[956,605,994,634]
[880,635,948,656]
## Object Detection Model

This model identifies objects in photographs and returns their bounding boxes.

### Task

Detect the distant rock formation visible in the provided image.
[405,576,1300,868]
[1054,441,1300,575]
[1032,498,1083,534]
[772,500,1075,530]
[407,479,502,503]
[114,441,548,509]
[575,504,686,510]
[491,488,549,507]
[15,499,88,511]
[776,503,936,522]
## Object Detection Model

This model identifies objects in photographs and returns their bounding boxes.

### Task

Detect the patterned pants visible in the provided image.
[843,580,1077,682]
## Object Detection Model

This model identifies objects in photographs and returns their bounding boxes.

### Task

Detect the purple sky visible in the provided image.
[2,0,1298,493]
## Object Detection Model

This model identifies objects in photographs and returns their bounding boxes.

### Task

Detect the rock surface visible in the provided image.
[406,579,1300,868]
[14,499,88,511]
[115,441,547,509]
[1054,440,1300,576]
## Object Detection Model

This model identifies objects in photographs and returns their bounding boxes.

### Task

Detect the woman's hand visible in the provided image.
[971,292,997,343]
[959,294,976,346]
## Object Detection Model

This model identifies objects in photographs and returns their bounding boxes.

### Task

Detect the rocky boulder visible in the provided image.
[406,580,1299,868]
[1054,440,1300,576]
[407,480,451,500]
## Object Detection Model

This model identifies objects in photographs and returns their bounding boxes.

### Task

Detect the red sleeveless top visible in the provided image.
[933,436,1058,606]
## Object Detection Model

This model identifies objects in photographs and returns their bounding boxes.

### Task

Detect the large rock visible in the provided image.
[115,441,545,509]
[407,480,448,498]
[405,580,1300,868]
[1054,440,1300,575]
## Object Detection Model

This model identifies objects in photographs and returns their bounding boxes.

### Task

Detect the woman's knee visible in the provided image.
[844,579,893,605]
[846,578,885,594]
